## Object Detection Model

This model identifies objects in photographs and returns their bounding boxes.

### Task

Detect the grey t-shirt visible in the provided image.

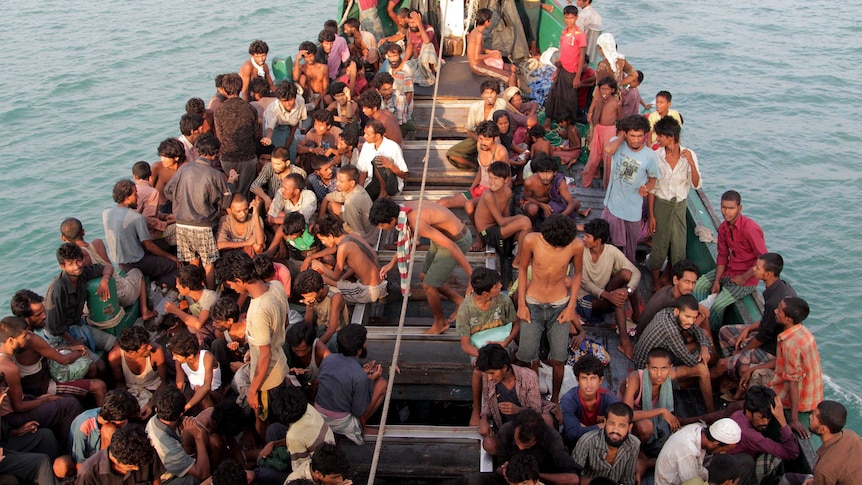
[102,206,149,264]
[247,281,289,391]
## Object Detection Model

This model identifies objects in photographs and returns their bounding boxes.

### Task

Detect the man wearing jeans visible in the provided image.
[516,215,584,414]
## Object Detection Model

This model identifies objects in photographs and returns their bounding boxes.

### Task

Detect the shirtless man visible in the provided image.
[107,325,169,419]
[467,8,518,87]
[522,153,589,228]
[239,39,276,102]
[472,161,533,284]
[293,42,330,111]
[309,214,388,318]
[151,138,187,212]
[372,198,474,334]
[517,214,584,410]
[9,289,107,402]
[438,120,509,215]
[358,89,403,146]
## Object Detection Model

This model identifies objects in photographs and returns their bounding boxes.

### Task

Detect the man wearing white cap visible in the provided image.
[655,418,750,485]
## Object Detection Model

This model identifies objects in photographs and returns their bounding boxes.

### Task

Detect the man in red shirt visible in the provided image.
[692,190,767,330]
[544,6,586,127]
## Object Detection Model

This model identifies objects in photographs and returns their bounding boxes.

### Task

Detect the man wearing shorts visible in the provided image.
[218,251,289,435]
[517,214,584,414]
[165,133,235,289]
[371,198,474,334]
[602,114,659,264]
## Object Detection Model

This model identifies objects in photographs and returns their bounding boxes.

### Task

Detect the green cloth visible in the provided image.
[641,368,674,441]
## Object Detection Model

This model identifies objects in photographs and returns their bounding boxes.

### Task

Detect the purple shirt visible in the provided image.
[327,36,350,80]
[717,214,768,286]
[728,410,799,460]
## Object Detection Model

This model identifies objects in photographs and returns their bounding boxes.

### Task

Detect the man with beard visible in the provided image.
[217,194,265,256]
[633,295,715,413]
[438,121,510,214]
[573,402,640,485]
[314,324,386,445]
[447,80,508,170]
[102,179,179,289]
[727,386,799,485]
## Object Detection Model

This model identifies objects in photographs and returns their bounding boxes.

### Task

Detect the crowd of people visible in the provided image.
[1,1,859,485]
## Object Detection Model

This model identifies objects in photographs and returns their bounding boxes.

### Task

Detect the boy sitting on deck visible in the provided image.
[472,162,533,281]
[521,154,590,229]
[308,214,387,307]
[291,268,347,349]
[164,264,218,348]
[293,41,329,112]
[251,146,307,213]
[467,8,518,87]
[170,331,222,414]
[560,354,620,448]
[455,268,520,425]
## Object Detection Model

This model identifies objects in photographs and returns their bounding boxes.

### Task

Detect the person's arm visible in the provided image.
[604,133,626,155]
[561,392,597,443]
[108,346,127,389]
[418,222,472,278]
[142,239,180,265]
[319,292,345,345]
[248,344,272,413]
[665,325,701,368]
[682,148,701,189]
[571,45,586,89]
[264,229,286,257]
[301,245,338,271]
[292,55,304,87]
[4,365,62,413]
[217,222,255,250]
[183,416,212,479]
[30,333,85,365]
[376,154,409,180]
[184,353,217,412]
[387,0,400,26]
[558,177,578,217]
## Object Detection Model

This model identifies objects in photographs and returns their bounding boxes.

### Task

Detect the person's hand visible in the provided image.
[408,10,421,22]
[310,260,325,273]
[227,169,239,185]
[498,402,522,415]
[699,347,711,365]
[227,341,240,352]
[734,327,750,354]
[377,38,387,47]
[289,367,309,375]
[572,78,581,89]
[790,419,810,439]
[11,420,39,437]
[730,275,748,286]
[169,255,182,268]
[604,289,627,307]
[379,262,395,279]
[253,242,265,253]
[648,215,657,235]
[739,368,754,392]
[164,301,178,314]
[183,416,206,438]
[375,155,394,170]
[247,387,260,412]
[478,418,491,437]
[140,403,154,420]
[681,149,694,163]
[540,203,552,217]
[365,362,383,380]
[570,330,586,349]
[165,214,176,224]
[97,278,110,302]
[261,137,272,146]
[710,280,721,295]
[802,477,814,485]
[260,441,276,459]
[644,103,654,110]
[517,305,531,324]
[638,184,650,197]
[663,410,680,431]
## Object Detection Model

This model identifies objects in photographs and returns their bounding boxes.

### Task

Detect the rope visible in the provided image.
[366,0,451,482]
[338,0,355,27]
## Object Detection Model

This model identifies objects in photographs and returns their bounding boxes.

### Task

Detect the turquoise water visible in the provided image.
[1,0,861,434]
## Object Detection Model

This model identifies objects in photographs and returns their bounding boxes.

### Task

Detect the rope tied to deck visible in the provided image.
[366,0,451,483]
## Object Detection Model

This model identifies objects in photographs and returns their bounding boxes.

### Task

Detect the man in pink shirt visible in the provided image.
[544,6,587,127]
[692,190,768,330]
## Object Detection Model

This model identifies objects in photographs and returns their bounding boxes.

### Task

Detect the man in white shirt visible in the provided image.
[576,0,604,31]
[267,173,318,226]
[355,120,409,200]
[654,418,744,485]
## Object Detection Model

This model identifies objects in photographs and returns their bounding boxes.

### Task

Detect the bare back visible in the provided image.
[404,200,464,240]
[373,110,404,145]
[466,29,483,67]
[336,237,382,286]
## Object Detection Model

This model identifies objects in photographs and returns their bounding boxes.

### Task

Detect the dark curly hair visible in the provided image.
[108,423,155,468]
[99,389,141,423]
[169,331,199,358]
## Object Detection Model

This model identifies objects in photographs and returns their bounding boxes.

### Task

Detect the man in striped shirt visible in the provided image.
[573,402,640,485]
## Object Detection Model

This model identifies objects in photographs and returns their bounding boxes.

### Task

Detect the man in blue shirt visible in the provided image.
[602,115,659,264]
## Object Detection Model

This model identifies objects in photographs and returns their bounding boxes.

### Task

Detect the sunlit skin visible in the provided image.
[482,88,498,106]
[604,412,632,446]
[302,51,316,65]
[752,259,769,281]
[720,199,742,224]
[313,120,331,137]
[563,13,576,29]
[674,307,700,330]
[313,471,345,485]
[537,169,556,186]
[486,173,506,193]
[624,128,646,151]
[598,83,612,100]
[378,83,394,100]
[386,50,402,67]
[127,343,154,360]
[477,134,495,152]
[646,356,673,387]
[654,96,670,116]
[27,302,47,328]
[279,97,297,112]
[673,270,698,296]
[252,52,268,66]
[271,157,288,174]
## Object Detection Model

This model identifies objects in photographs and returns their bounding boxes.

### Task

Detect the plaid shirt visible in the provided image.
[770,324,823,412]
[573,429,640,485]
[382,93,411,125]
[633,307,711,369]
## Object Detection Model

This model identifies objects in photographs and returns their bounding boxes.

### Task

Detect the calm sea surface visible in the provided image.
[1,1,860,431]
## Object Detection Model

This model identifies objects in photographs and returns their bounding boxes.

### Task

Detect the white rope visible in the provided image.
[339,0,355,27]
[366,0,452,482]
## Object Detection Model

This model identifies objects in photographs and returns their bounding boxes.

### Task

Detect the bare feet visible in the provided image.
[617,344,634,361]
[424,320,451,335]
[470,239,485,252]
[578,207,592,218]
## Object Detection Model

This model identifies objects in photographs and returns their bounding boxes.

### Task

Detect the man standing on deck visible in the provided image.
[575,0,603,31]
[371,198,474,335]
[692,190,768,330]
[544,6,586,128]
[215,72,259,199]
[165,133,235,289]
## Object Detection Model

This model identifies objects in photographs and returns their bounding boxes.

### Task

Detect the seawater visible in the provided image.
[1,0,860,432]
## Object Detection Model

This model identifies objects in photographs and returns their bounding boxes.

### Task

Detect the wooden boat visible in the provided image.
[332,1,814,482]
